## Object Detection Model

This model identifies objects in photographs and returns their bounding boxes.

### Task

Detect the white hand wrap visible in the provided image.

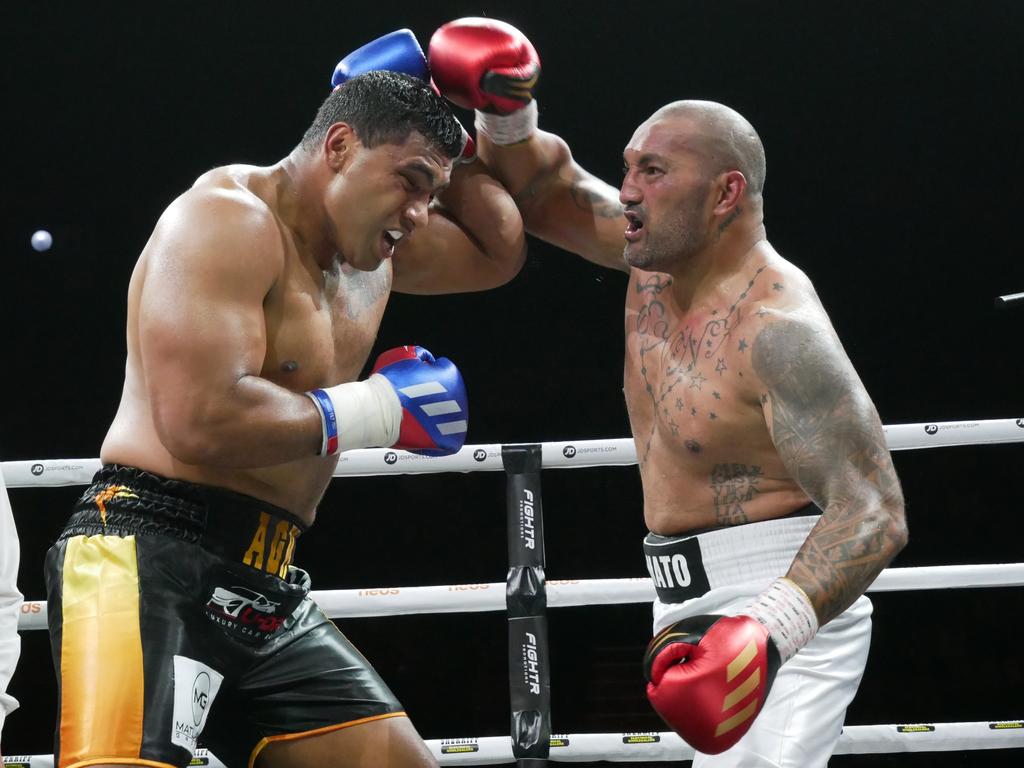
[741,577,819,664]
[474,99,538,145]
[307,374,402,455]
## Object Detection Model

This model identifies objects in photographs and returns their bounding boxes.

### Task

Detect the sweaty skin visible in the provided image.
[625,248,816,534]
[102,131,524,527]
[479,103,906,626]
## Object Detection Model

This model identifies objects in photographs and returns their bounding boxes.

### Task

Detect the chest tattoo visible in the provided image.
[632,265,768,466]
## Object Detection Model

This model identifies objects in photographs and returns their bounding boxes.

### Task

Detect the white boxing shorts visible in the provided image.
[644,512,872,768]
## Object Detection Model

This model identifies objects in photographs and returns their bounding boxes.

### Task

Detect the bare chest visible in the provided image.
[623,271,768,466]
[261,261,392,391]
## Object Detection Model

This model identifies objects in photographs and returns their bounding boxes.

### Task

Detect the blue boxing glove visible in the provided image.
[306,346,467,457]
[329,29,476,163]
[371,346,468,455]
[331,29,429,88]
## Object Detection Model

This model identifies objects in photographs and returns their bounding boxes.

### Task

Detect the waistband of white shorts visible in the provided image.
[644,513,821,603]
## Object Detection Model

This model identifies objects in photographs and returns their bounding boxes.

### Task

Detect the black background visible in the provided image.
[3,1,1023,765]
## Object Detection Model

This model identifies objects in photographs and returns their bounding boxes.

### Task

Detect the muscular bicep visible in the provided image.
[391,162,526,295]
[751,319,898,504]
[138,195,281,435]
[751,317,906,622]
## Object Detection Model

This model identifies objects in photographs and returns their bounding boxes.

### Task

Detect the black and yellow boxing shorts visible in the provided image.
[44,465,404,768]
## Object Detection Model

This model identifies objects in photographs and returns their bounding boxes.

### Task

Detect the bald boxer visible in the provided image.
[430,18,906,767]
[44,32,524,768]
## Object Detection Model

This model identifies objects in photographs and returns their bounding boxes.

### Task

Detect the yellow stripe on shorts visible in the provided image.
[59,534,145,767]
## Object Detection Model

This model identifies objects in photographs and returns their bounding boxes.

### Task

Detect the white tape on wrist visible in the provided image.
[308,375,401,455]
[742,577,819,664]
[474,100,538,145]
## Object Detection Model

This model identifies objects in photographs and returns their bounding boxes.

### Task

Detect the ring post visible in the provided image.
[503,444,550,767]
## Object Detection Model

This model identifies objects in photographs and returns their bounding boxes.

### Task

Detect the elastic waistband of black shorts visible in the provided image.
[61,465,308,576]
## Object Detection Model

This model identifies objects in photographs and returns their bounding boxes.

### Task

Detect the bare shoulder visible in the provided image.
[145,165,287,286]
[734,247,853,393]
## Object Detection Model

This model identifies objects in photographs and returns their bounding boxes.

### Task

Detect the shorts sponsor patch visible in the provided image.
[203,578,302,643]
[643,533,710,603]
[172,655,224,753]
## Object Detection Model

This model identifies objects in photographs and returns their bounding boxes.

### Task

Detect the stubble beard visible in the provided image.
[623,199,709,272]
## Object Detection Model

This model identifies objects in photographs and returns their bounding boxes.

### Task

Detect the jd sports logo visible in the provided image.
[384,451,398,465]
[192,672,211,725]
[924,424,939,435]
[562,445,577,458]
[31,464,44,476]
[473,449,487,462]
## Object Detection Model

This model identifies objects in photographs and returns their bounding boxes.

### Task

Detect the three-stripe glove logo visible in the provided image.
[642,614,780,755]
[373,346,468,456]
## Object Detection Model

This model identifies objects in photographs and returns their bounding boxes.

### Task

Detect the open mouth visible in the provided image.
[381,229,404,258]
[624,210,645,241]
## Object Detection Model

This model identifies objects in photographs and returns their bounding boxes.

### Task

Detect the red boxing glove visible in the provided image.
[643,615,781,755]
[428,17,540,114]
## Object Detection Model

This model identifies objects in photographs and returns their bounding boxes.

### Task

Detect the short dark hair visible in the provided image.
[300,70,463,159]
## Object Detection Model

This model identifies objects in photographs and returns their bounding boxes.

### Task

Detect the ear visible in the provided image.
[324,122,360,171]
[712,170,747,216]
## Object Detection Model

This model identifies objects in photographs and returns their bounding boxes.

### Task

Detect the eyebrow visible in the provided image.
[623,152,670,167]
[402,161,449,194]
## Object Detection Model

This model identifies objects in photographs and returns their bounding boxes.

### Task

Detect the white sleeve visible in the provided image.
[0,469,22,733]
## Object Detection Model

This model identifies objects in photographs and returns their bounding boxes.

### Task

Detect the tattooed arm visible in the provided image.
[751,315,908,625]
[477,130,630,272]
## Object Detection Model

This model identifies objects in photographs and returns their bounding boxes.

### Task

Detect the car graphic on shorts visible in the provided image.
[207,586,279,618]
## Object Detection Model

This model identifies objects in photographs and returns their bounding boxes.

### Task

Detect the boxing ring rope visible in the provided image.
[4,720,1024,768]
[12,562,1024,630]
[4,415,1023,765]
[4,417,1022,487]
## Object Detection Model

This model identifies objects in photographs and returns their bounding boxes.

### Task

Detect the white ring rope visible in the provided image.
[437,722,1024,763]
[15,562,1024,631]
[2,417,1022,487]
[5,721,1022,766]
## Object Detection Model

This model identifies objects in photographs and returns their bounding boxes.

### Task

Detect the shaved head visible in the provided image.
[647,100,766,197]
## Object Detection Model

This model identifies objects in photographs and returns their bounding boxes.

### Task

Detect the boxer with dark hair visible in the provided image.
[430,18,907,767]
[45,32,524,768]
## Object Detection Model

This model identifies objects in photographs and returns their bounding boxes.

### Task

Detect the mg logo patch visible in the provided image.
[172,656,223,753]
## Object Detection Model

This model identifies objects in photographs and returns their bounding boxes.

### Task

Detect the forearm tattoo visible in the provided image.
[569,173,625,219]
[752,319,905,623]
